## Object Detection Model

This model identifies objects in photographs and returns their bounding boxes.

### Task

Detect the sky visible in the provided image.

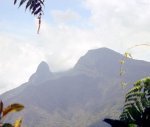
[0,0,150,94]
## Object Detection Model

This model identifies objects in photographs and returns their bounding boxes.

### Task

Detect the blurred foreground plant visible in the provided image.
[0,100,24,127]
[104,77,150,127]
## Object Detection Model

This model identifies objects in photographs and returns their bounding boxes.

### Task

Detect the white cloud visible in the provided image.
[51,9,81,24]
[39,0,150,68]
[0,34,46,93]
[0,20,102,94]
[0,0,150,94]
[84,0,150,32]
[38,21,102,71]
[82,0,150,54]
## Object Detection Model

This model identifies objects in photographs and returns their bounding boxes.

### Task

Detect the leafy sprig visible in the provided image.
[0,100,24,127]
[14,0,45,34]
[120,44,150,88]
[120,77,150,126]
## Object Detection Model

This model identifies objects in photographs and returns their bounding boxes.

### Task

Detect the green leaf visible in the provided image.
[2,123,13,127]
[120,77,150,126]
[128,124,137,127]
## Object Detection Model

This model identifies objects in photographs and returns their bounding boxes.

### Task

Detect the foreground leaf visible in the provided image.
[14,118,23,127]
[0,100,3,119]
[2,123,13,127]
[3,103,24,117]
[14,0,44,33]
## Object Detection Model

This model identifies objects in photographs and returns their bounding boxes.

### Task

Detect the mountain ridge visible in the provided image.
[2,48,150,127]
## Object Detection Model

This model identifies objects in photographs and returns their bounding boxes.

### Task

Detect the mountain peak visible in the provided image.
[29,61,52,84]
[75,47,122,66]
[36,61,50,74]
[86,47,120,56]
[74,48,123,77]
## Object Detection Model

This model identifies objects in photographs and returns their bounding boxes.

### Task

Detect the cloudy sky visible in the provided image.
[0,0,150,94]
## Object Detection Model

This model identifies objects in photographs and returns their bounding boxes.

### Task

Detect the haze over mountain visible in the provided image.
[2,48,150,127]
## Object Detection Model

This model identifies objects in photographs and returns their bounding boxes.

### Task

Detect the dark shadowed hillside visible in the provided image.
[2,48,150,127]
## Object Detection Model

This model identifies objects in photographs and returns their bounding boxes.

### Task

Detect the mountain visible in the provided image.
[29,61,53,85]
[2,48,150,127]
